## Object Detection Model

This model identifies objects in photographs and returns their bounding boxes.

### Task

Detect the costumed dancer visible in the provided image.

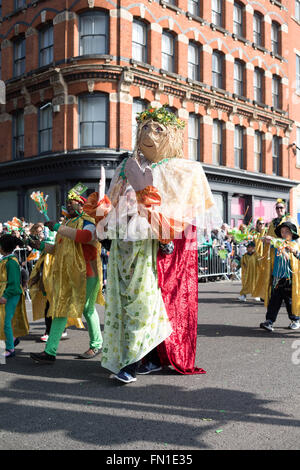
[28,223,75,343]
[84,106,222,383]
[238,241,257,302]
[0,235,29,358]
[260,220,300,332]
[30,186,104,363]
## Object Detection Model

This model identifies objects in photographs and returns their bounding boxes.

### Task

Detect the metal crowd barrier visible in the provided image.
[198,244,232,281]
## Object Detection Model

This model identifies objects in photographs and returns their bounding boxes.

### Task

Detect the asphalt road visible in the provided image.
[0,281,299,451]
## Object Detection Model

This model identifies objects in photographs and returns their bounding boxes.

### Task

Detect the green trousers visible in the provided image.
[45,277,102,357]
[4,295,21,350]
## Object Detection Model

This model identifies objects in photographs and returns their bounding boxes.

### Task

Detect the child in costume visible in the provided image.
[260,221,300,332]
[30,187,104,363]
[84,106,221,383]
[252,218,267,301]
[238,241,257,302]
[0,235,29,358]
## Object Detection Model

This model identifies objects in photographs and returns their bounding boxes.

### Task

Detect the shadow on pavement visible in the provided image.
[0,359,297,449]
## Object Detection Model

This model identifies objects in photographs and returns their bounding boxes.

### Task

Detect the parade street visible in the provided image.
[0,280,299,451]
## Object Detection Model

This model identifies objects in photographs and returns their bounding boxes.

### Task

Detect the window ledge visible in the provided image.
[186,13,207,26]
[210,23,230,36]
[233,93,250,103]
[269,0,286,11]
[232,34,250,45]
[211,86,230,97]
[71,55,113,62]
[253,100,268,109]
[130,59,154,71]
[159,0,183,15]
[187,78,209,89]
[252,43,268,54]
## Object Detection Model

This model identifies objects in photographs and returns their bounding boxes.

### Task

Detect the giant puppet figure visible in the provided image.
[84,106,222,383]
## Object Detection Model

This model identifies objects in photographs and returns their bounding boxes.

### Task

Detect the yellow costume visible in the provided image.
[49,214,104,320]
[240,252,258,296]
[252,228,267,299]
[0,256,29,341]
[28,253,84,329]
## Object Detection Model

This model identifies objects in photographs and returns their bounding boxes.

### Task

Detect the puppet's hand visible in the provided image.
[124,158,153,192]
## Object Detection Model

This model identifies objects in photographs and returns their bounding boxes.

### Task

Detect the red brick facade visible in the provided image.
[0,0,299,222]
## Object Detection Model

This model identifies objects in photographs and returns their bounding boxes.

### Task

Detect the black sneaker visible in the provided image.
[136,362,162,375]
[30,351,56,364]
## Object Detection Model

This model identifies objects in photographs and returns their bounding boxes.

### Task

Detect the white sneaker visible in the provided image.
[288,321,300,330]
[40,334,49,342]
[254,297,261,301]
[238,295,246,302]
[61,330,68,339]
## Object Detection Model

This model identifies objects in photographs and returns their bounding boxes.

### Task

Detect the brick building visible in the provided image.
[0,0,300,225]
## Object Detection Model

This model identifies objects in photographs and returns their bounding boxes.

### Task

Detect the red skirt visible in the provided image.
[157,227,206,375]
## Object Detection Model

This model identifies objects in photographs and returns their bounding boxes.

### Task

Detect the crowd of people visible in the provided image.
[1,106,300,387]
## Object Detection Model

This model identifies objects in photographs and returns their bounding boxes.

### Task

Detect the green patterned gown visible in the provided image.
[101,239,172,374]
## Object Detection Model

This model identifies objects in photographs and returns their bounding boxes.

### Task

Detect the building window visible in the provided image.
[234,125,244,168]
[132,98,147,148]
[162,31,174,72]
[296,1,300,21]
[188,42,200,81]
[13,111,24,160]
[271,22,280,55]
[188,114,200,161]
[233,2,244,37]
[188,0,199,16]
[0,1,2,18]
[212,0,223,26]
[234,60,245,96]
[296,55,300,93]
[272,75,281,109]
[132,20,147,63]
[39,103,52,154]
[296,127,300,166]
[39,25,53,67]
[254,131,263,173]
[13,37,25,77]
[253,12,263,46]
[254,67,264,103]
[79,12,108,56]
[15,0,25,10]
[212,120,223,165]
[212,51,224,89]
[272,136,281,176]
[79,94,108,148]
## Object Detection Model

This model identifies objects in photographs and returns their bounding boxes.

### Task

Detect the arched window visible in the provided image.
[254,67,264,103]
[212,120,223,165]
[162,31,175,72]
[13,36,25,77]
[272,75,281,109]
[39,103,52,154]
[13,110,24,160]
[212,51,224,89]
[253,11,263,46]
[271,21,280,55]
[79,93,108,148]
[212,0,223,27]
[254,131,263,173]
[188,114,200,161]
[234,59,245,96]
[233,1,245,37]
[132,20,148,63]
[234,125,244,169]
[79,11,108,56]
[39,24,54,67]
[188,42,201,81]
